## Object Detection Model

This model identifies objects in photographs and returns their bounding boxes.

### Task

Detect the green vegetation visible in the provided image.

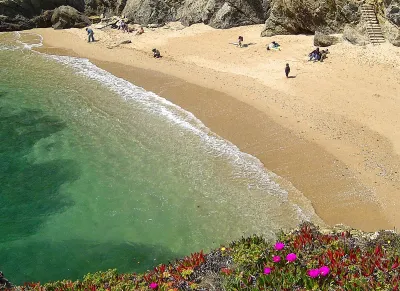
[8,223,400,290]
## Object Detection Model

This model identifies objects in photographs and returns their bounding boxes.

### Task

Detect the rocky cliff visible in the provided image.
[0,0,85,30]
[0,0,399,44]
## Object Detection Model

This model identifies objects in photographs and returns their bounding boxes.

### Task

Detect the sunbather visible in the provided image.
[267,41,281,51]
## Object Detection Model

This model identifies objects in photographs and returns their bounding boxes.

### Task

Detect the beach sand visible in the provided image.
[28,23,400,231]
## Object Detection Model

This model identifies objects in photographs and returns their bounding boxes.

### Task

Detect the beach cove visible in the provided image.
[33,24,400,231]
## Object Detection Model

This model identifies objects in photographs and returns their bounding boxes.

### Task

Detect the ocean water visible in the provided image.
[0,32,316,284]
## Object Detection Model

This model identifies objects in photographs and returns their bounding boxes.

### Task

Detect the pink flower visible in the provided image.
[263,267,271,275]
[286,253,297,262]
[272,255,281,263]
[319,266,330,276]
[274,242,285,250]
[149,282,158,289]
[308,269,320,278]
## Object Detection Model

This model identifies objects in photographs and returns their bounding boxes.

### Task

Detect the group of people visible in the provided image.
[308,47,329,62]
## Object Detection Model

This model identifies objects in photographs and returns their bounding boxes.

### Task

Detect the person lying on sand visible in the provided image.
[267,41,281,51]
[152,48,161,58]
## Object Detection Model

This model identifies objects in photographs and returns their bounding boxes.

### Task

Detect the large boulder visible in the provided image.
[51,5,91,29]
[342,23,370,45]
[0,0,85,31]
[121,0,269,28]
[381,17,400,46]
[314,31,340,46]
[261,0,361,37]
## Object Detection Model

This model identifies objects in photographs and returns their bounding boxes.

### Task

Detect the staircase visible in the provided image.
[361,3,386,44]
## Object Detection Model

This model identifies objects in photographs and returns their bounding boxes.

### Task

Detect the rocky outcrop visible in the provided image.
[343,23,370,45]
[314,31,340,46]
[381,16,400,46]
[261,0,361,37]
[0,0,85,31]
[84,0,127,16]
[384,0,400,26]
[121,0,269,28]
[51,5,91,29]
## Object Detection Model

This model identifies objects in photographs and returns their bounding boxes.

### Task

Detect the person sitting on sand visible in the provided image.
[152,48,161,58]
[309,47,321,61]
[320,49,329,62]
[136,26,144,35]
[238,36,244,48]
[86,27,95,43]
[267,41,281,51]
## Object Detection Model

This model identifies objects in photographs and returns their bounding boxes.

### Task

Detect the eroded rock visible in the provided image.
[314,31,340,47]
[51,5,91,29]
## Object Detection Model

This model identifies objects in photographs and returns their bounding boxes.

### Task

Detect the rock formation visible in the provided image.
[0,0,85,30]
[51,5,91,29]
[261,0,361,37]
[0,0,398,48]
[314,31,341,46]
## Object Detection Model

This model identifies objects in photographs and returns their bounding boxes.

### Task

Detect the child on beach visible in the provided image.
[152,48,161,58]
[238,36,244,48]
[285,63,290,78]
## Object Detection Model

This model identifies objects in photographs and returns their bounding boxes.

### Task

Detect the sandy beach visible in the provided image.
[28,23,400,231]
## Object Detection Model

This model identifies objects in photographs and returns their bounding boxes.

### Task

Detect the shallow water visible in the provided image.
[0,32,316,284]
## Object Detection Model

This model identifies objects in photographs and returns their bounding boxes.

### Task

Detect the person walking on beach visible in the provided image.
[285,63,290,78]
[86,27,95,43]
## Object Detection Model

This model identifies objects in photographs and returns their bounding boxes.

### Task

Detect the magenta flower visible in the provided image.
[274,242,285,250]
[272,255,281,263]
[319,266,330,276]
[149,282,158,289]
[263,267,271,274]
[286,253,297,262]
[308,269,320,278]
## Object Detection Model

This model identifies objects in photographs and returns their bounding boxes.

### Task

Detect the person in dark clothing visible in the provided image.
[309,47,320,61]
[238,36,244,47]
[86,27,95,42]
[152,48,161,58]
[285,63,290,78]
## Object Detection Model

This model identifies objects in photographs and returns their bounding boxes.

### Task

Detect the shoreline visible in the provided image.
[26,25,400,231]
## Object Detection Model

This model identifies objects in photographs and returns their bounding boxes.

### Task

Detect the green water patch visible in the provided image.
[0,239,177,284]
[0,97,77,242]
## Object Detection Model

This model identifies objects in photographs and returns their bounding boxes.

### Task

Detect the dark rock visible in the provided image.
[314,31,340,47]
[0,271,13,289]
[0,0,85,31]
[84,0,127,16]
[51,5,91,29]
[384,0,400,26]
[31,10,54,28]
[261,0,362,37]
[119,39,132,44]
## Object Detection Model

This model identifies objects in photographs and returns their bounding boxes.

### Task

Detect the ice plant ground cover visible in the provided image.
[8,223,400,291]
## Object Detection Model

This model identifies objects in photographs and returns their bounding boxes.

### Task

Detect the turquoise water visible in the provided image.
[0,32,316,284]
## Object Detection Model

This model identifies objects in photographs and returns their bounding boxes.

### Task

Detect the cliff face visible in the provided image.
[121,0,269,28]
[0,0,398,41]
[260,0,361,36]
[0,0,85,30]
